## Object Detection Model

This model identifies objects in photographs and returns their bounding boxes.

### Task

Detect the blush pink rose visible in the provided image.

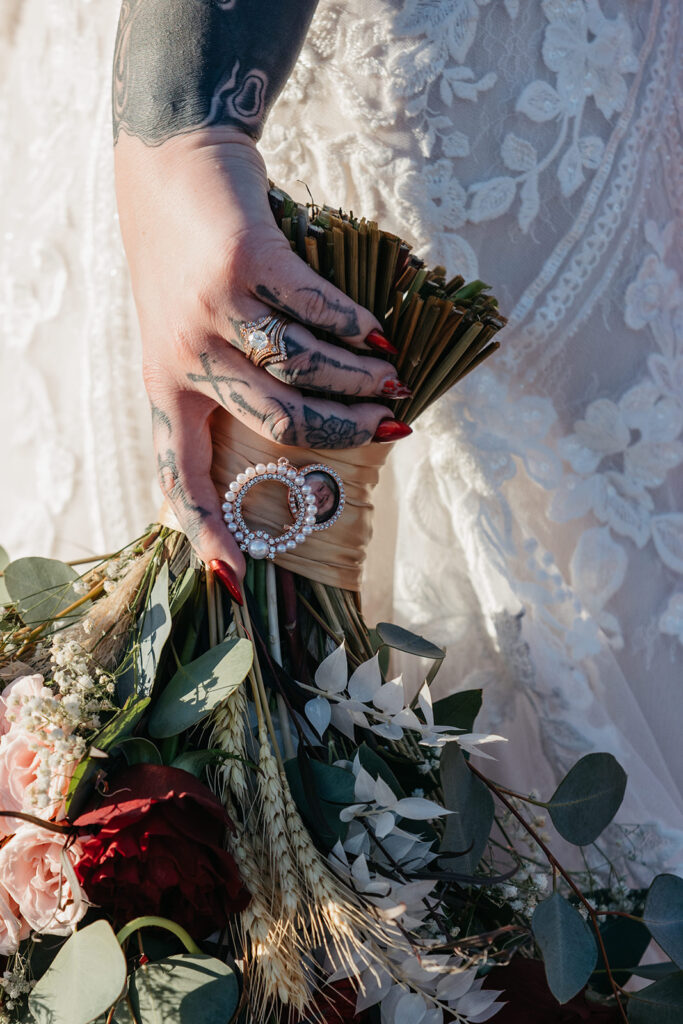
[0,882,30,955]
[0,673,46,736]
[0,823,87,935]
[0,731,71,835]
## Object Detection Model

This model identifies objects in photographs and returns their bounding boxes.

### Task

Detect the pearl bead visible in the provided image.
[286,468,296,479]
[277,543,286,553]
[294,475,305,486]
[255,463,266,475]
[225,492,236,502]
[248,537,270,559]
[302,485,312,494]
[267,462,278,473]
[228,523,238,533]
[286,539,297,550]
[229,481,240,492]
[235,531,244,541]
[236,473,247,484]
[305,515,316,525]
[221,502,232,511]
[303,526,312,535]
[295,533,305,544]
[277,464,287,474]
[245,466,255,478]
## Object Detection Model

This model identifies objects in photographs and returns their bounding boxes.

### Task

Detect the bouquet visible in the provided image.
[0,190,678,1024]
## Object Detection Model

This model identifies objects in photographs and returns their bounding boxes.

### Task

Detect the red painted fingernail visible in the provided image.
[372,419,413,443]
[365,329,398,356]
[379,377,413,398]
[209,559,244,605]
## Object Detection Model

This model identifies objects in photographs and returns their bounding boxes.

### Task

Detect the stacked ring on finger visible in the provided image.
[239,313,290,369]
[222,457,319,560]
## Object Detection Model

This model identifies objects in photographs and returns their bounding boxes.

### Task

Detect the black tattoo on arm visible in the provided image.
[151,401,210,544]
[113,0,319,144]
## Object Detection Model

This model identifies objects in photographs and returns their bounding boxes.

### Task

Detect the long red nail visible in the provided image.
[379,377,413,398]
[209,559,244,605]
[365,330,398,356]
[373,419,413,443]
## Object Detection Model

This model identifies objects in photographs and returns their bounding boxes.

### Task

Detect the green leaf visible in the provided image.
[171,749,233,777]
[643,875,683,968]
[375,622,445,661]
[590,915,651,994]
[627,972,683,1024]
[136,562,172,697]
[630,964,680,982]
[0,546,11,605]
[548,753,627,846]
[121,955,239,1024]
[169,566,198,616]
[115,737,163,767]
[439,744,493,874]
[4,556,90,627]
[65,698,150,817]
[148,638,253,738]
[29,920,126,1024]
[285,757,355,849]
[532,892,598,1004]
[433,689,483,733]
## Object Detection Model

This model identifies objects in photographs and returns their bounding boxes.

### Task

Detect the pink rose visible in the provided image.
[0,823,87,935]
[0,883,29,955]
[0,673,46,736]
[0,730,71,835]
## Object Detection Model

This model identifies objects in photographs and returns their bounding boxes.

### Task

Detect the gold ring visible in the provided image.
[239,313,291,368]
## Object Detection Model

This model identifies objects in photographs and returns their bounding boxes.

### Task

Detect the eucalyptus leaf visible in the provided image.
[171,749,234,777]
[433,689,483,733]
[439,744,493,874]
[0,546,10,605]
[630,964,680,981]
[148,638,253,738]
[532,892,598,1004]
[4,556,89,627]
[548,753,626,846]
[136,562,172,697]
[29,920,126,1024]
[375,622,445,661]
[590,915,651,994]
[169,566,198,616]
[121,955,239,1024]
[643,874,683,968]
[358,744,405,798]
[627,972,683,1024]
[115,737,163,767]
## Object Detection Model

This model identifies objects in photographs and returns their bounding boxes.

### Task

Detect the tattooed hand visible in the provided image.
[115,38,415,580]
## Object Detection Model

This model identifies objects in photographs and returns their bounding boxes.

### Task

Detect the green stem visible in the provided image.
[116,915,201,955]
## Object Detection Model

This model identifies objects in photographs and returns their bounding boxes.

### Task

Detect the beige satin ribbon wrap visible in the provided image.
[158,410,391,591]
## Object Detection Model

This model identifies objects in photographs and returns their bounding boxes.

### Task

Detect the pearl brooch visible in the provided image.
[222,456,344,560]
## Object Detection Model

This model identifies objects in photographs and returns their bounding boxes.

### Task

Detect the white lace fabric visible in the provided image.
[1,0,681,875]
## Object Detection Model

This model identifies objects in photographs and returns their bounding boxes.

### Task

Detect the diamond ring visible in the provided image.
[238,313,290,369]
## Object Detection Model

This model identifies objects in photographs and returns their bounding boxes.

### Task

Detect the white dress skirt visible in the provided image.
[1,0,681,878]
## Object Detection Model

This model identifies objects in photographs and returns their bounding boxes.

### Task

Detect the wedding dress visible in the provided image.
[1,0,681,878]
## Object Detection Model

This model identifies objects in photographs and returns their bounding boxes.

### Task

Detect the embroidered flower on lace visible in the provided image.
[659,593,683,645]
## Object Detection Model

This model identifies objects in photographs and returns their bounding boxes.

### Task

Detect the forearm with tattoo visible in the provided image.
[113,0,319,144]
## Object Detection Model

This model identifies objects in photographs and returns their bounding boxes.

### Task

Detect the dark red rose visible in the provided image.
[484,959,622,1023]
[72,764,249,938]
